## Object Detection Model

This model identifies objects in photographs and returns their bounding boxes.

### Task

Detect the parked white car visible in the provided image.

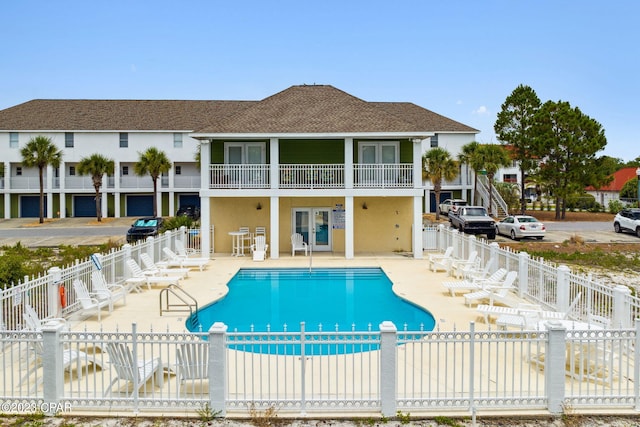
[438,198,467,216]
[495,215,545,240]
[613,208,640,237]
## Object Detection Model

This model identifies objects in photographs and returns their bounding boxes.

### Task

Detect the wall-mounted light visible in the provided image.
[256,203,262,210]
[362,202,368,210]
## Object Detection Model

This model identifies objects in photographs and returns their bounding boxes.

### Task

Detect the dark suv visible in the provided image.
[613,208,640,237]
[126,217,164,243]
[176,205,200,220]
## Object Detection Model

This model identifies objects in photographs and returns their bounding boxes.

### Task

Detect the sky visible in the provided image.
[1,1,638,162]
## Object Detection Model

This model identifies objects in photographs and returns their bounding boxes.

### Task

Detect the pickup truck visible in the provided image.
[438,198,467,215]
[448,206,496,239]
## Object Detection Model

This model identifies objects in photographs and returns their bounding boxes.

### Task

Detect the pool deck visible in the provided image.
[69,252,517,333]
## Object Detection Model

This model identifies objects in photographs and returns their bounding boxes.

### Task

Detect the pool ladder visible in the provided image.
[159,284,198,317]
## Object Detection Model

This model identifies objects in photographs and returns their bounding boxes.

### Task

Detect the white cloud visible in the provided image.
[456,100,463,105]
[472,105,489,115]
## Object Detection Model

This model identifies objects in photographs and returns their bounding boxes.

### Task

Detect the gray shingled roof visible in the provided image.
[0,85,477,134]
[0,100,252,131]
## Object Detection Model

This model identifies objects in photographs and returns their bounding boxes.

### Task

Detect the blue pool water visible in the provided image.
[187,268,435,338]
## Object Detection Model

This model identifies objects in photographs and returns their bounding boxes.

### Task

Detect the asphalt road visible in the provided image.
[0,217,637,247]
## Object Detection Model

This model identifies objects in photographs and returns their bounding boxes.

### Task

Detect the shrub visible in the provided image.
[608,199,625,214]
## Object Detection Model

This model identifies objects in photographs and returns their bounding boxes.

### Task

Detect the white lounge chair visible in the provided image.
[175,239,199,258]
[251,235,269,262]
[482,292,583,326]
[176,341,209,396]
[140,253,189,278]
[104,342,163,396]
[428,246,454,273]
[291,233,308,256]
[73,279,112,321]
[91,270,128,308]
[450,251,479,278]
[126,259,182,290]
[20,337,104,391]
[162,247,209,271]
[464,271,518,307]
[441,268,507,297]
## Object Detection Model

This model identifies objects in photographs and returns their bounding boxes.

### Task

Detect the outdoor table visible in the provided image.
[228,231,248,256]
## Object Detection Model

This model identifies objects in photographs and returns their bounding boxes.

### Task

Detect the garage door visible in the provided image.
[127,195,153,217]
[74,196,97,217]
[20,195,47,218]
[430,192,452,213]
[178,194,200,208]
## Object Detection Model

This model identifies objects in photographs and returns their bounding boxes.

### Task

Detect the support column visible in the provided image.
[101,173,108,218]
[114,161,121,217]
[345,196,354,259]
[270,196,279,259]
[4,161,10,218]
[413,195,423,259]
[46,165,54,218]
[58,161,65,218]
[200,141,211,257]
[270,138,279,190]
[344,138,353,189]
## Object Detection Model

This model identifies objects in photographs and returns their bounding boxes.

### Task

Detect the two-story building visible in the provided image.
[0,84,477,258]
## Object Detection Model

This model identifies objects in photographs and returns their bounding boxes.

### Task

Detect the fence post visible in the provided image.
[123,244,132,279]
[379,321,397,417]
[437,224,446,251]
[545,321,567,414]
[48,267,62,318]
[518,252,530,298]
[613,285,632,328]
[209,322,228,416]
[146,236,155,262]
[489,242,500,274]
[41,322,65,415]
[556,265,570,314]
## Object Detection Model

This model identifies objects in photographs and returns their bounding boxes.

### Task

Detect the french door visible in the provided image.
[293,208,331,252]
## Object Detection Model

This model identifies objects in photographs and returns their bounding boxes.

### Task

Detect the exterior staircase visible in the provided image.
[476,175,509,218]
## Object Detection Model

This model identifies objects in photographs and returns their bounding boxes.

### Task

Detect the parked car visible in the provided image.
[126,217,164,243]
[613,208,640,237]
[495,215,545,240]
[438,198,467,216]
[176,205,200,220]
[448,206,496,239]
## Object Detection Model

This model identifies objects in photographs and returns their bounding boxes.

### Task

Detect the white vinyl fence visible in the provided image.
[0,224,638,417]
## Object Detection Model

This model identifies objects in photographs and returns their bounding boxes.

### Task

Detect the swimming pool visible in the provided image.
[186,267,435,336]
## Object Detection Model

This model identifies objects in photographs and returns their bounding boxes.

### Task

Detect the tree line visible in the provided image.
[424,84,640,220]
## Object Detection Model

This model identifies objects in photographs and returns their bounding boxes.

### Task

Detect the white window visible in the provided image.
[65,132,74,148]
[10,132,18,148]
[16,166,22,176]
[224,142,266,164]
[122,166,129,176]
[69,166,76,176]
[358,141,399,164]
[175,165,182,175]
[119,133,128,148]
[174,133,183,148]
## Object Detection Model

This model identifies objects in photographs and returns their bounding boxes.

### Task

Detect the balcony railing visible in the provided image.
[209,164,270,189]
[354,163,413,188]
[64,176,95,190]
[209,163,415,189]
[279,164,344,189]
[173,175,201,189]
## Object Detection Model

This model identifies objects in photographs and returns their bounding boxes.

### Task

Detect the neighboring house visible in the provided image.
[0,84,477,258]
[585,167,639,207]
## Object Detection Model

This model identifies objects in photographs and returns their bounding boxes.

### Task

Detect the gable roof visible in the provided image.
[0,85,477,135]
[585,167,639,192]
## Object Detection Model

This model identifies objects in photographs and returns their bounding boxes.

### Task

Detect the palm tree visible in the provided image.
[20,136,63,224]
[77,154,115,222]
[134,147,172,217]
[458,141,483,204]
[475,144,511,216]
[422,147,459,221]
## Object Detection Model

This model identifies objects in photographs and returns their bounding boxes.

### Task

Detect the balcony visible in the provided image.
[209,164,414,189]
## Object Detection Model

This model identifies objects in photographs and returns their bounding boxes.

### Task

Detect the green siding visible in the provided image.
[279,140,344,164]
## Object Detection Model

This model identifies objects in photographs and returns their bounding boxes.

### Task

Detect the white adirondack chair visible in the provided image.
[291,233,308,256]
